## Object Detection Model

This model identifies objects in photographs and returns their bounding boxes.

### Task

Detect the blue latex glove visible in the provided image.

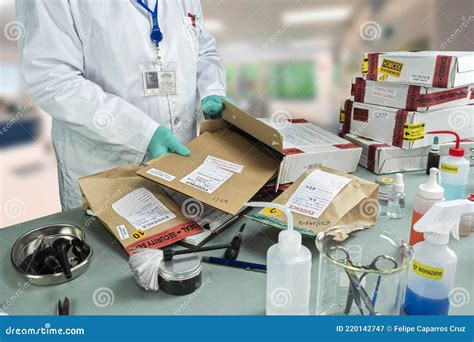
[201,95,236,117]
[147,126,190,158]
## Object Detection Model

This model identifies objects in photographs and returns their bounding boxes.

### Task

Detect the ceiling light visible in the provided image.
[283,6,351,25]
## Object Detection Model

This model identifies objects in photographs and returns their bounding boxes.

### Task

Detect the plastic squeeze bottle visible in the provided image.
[427,131,470,200]
[409,168,445,245]
[245,202,312,315]
[404,200,474,315]
[387,173,406,219]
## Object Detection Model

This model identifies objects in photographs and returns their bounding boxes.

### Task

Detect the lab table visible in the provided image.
[0,167,473,315]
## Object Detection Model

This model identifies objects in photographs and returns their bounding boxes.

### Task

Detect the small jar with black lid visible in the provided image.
[158,253,202,296]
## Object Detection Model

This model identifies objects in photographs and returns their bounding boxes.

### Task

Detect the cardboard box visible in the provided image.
[351,77,474,112]
[138,103,361,215]
[362,51,474,88]
[79,163,204,255]
[340,100,474,149]
[257,118,362,182]
[248,166,379,236]
[342,133,474,174]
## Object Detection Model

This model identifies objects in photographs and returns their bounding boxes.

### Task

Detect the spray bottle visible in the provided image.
[409,168,444,245]
[404,200,474,315]
[245,202,312,315]
[427,131,470,200]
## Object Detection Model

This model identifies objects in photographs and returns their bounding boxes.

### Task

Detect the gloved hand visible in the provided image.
[201,95,236,117]
[147,126,190,159]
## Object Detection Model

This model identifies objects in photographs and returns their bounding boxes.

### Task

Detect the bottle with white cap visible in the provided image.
[404,200,474,315]
[245,202,312,315]
[387,173,406,219]
[409,168,445,245]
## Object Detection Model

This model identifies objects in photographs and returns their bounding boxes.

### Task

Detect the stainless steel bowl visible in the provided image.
[11,224,93,286]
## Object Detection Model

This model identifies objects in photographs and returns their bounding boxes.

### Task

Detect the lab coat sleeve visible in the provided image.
[16,0,158,161]
[195,1,227,100]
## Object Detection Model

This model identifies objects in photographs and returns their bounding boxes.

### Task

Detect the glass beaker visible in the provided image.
[315,226,413,315]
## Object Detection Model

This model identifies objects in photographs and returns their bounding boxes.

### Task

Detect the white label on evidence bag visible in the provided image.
[116,225,130,241]
[286,170,351,219]
[409,73,432,85]
[147,168,176,182]
[204,156,244,174]
[112,188,176,231]
[371,86,398,100]
[180,162,234,194]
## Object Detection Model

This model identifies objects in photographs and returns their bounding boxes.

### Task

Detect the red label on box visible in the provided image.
[334,143,360,149]
[392,110,408,147]
[287,118,308,124]
[367,143,390,172]
[283,148,304,155]
[342,100,353,133]
[353,108,369,122]
[367,53,380,81]
[433,55,453,88]
[125,222,203,255]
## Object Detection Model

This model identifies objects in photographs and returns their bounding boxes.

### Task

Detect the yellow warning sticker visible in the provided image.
[264,207,283,216]
[380,58,404,78]
[362,57,369,76]
[378,71,388,81]
[403,123,425,142]
[412,260,444,280]
[339,109,345,124]
[381,177,394,183]
[131,228,147,240]
[441,163,459,174]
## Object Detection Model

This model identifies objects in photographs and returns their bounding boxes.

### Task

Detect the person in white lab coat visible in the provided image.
[16,0,233,210]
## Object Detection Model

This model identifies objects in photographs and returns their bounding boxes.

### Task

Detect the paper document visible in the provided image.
[286,170,351,219]
[112,188,176,230]
[147,168,176,182]
[259,119,342,149]
[180,162,234,194]
[204,156,244,174]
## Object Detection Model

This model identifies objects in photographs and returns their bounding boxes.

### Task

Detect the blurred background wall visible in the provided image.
[1,0,473,227]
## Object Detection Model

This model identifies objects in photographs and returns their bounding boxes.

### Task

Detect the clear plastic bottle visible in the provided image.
[428,131,470,200]
[246,202,312,315]
[404,200,474,315]
[387,173,406,219]
[409,168,444,245]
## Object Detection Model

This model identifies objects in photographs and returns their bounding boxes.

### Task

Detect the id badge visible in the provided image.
[140,61,178,96]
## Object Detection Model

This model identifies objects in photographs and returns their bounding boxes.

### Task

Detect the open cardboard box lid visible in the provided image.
[137,102,283,215]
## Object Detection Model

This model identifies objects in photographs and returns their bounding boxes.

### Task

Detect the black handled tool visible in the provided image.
[71,238,91,263]
[224,223,245,259]
[163,243,231,261]
[52,238,73,279]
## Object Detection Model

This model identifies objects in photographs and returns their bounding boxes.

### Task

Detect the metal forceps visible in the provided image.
[328,246,398,315]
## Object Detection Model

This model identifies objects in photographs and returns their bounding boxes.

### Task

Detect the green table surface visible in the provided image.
[1,167,473,315]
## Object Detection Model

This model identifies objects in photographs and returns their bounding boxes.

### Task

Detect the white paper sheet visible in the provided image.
[204,156,244,174]
[112,188,176,230]
[286,170,351,219]
[180,162,234,194]
[147,168,176,182]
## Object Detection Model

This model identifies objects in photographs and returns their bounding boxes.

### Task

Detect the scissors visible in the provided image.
[328,246,398,315]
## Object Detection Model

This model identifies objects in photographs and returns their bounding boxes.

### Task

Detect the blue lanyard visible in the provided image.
[136,0,163,46]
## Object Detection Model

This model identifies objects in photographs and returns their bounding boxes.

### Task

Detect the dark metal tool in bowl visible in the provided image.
[11,224,93,286]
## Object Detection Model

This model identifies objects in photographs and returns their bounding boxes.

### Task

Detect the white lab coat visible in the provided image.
[16,0,226,210]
